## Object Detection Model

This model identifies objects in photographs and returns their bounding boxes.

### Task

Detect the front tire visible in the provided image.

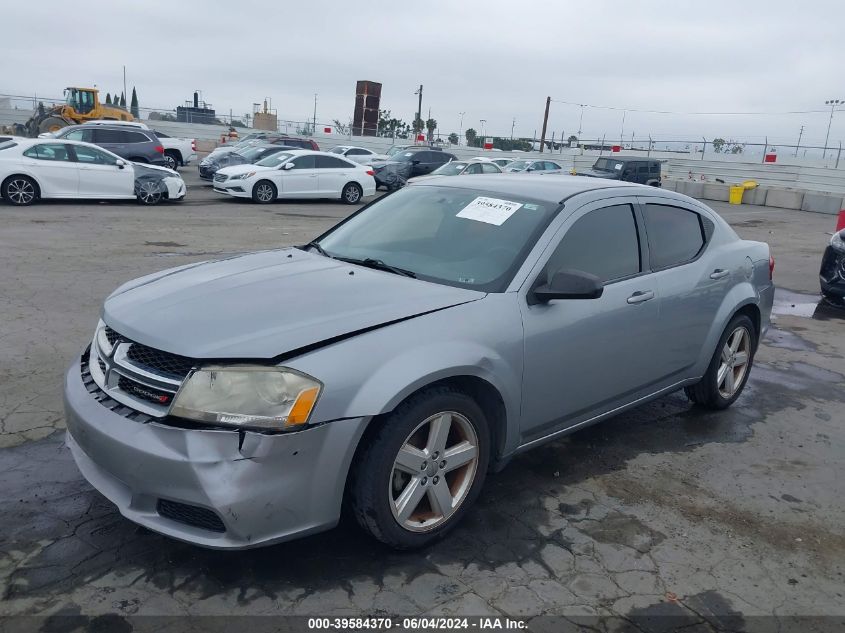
[2,176,38,206]
[341,182,363,204]
[252,180,277,204]
[685,314,755,409]
[136,181,163,205]
[349,386,490,549]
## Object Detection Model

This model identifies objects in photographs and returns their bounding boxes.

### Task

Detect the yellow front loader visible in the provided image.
[24,87,134,136]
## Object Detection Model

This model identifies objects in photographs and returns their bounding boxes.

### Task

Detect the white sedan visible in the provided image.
[213,149,376,204]
[0,138,185,206]
[328,145,388,164]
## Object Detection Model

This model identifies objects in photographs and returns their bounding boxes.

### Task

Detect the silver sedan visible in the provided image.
[64,175,774,549]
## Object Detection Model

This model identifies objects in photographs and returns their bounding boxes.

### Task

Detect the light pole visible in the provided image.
[480,119,486,138]
[511,117,516,141]
[458,111,465,145]
[577,104,585,141]
[824,99,842,159]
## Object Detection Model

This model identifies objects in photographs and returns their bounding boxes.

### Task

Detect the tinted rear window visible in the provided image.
[643,204,705,269]
[92,129,126,144]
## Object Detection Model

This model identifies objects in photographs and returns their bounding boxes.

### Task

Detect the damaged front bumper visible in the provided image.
[63,355,368,549]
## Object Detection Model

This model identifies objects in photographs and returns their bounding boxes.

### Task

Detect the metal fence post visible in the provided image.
[647,135,652,157]
[837,142,842,169]
[701,137,706,160]
[762,137,767,164]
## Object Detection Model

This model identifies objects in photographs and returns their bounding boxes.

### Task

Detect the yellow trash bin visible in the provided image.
[729,185,744,205]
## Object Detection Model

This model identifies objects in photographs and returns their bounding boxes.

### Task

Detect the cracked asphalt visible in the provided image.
[1,171,843,628]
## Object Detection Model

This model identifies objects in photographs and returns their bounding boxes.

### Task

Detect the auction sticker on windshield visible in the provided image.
[456,196,523,226]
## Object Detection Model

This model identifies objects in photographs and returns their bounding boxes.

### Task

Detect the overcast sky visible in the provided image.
[3,0,844,146]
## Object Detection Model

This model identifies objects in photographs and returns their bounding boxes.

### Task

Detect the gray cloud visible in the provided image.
[2,0,844,145]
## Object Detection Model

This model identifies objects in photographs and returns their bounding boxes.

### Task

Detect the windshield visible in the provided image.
[315,185,557,292]
[237,146,269,161]
[593,158,624,171]
[386,146,418,158]
[432,162,467,176]
[506,160,529,171]
[256,152,294,168]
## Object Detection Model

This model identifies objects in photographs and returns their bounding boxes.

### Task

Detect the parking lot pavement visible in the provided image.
[1,175,843,623]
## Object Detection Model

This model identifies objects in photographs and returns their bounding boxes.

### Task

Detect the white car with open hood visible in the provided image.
[212,149,376,204]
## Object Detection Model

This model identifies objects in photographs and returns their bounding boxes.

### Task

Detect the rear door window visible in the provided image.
[545,162,561,171]
[481,163,500,173]
[92,129,126,144]
[124,131,150,144]
[23,143,73,161]
[546,204,641,283]
[316,155,353,168]
[643,204,706,269]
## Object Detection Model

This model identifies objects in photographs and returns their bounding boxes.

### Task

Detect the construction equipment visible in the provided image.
[22,87,134,137]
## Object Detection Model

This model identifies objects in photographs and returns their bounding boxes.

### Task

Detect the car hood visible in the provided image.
[576,169,619,179]
[133,163,180,179]
[102,248,484,359]
[215,164,275,177]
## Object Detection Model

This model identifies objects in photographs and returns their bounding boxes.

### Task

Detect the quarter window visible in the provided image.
[545,162,561,170]
[643,204,706,269]
[124,131,150,144]
[23,143,72,161]
[545,204,641,283]
[481,163,500,173]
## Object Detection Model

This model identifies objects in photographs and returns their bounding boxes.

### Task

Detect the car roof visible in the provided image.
[408,173,648,203]
[597,156,659,163]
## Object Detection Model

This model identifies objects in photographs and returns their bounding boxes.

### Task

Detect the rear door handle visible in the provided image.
[710,269,730,280]
[627,290,655,304]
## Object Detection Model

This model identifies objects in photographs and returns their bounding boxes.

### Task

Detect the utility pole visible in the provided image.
[795,125,804,157]
[620,110,626,146]
[313,93,318,134]
[824,99,842,159]
[539,96,550,153]
[480,119,486,139]
[415,85,423,137]
[577,104,585,141]
[511,117,516,141]
[458,111,465,144]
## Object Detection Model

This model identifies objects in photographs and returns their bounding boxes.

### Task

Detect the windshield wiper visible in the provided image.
[302,241,332,258]
[338,256,417,278]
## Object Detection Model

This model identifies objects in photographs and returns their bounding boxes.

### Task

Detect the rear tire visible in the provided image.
[341,182,363,204]
[163,151,179,171]
[2,175,38,206]
[685,314,755,409]
[349,386,490,549]
[252,180,277,204]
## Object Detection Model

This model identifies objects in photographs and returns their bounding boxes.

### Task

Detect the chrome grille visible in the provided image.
[213,173,227,183]
[89,323,195,418]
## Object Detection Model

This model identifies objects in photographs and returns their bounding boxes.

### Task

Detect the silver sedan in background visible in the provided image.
[63,175,773,550]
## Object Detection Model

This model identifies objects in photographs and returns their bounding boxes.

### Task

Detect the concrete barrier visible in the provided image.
[742,187,769,206]
[765,189,804,210]
[702,183,730,202]
[684,182,705,198]
[661,180,678,192]
[801,192,844,215]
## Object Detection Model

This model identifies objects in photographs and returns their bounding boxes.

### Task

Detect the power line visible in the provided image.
[548,98,840,116]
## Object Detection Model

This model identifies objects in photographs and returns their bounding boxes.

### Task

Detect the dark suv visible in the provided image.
[52,125,166,166]
[372,148,456,189]
[577,157,661,186]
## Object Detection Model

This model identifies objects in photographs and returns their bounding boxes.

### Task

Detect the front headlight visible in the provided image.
[831,230,845,252]
[170,365,322,430]
[230,171,256,180]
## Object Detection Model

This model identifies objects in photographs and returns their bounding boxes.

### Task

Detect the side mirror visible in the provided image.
[530,269,603,304]
[283,162,295,170]
[115,159,126,169]
[411,159,421,165]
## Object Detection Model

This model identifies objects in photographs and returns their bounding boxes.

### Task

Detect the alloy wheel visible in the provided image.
[164,154,177,170]
[7,179,35,205]
[717,326,751,398]
[344,185,361,203]
[138,182,162,205]
[389,411,479,532]
[256,184,274,202]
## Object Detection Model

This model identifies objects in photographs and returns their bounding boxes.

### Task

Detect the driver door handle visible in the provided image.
[710,268,730,280]
[627,290,655,305]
